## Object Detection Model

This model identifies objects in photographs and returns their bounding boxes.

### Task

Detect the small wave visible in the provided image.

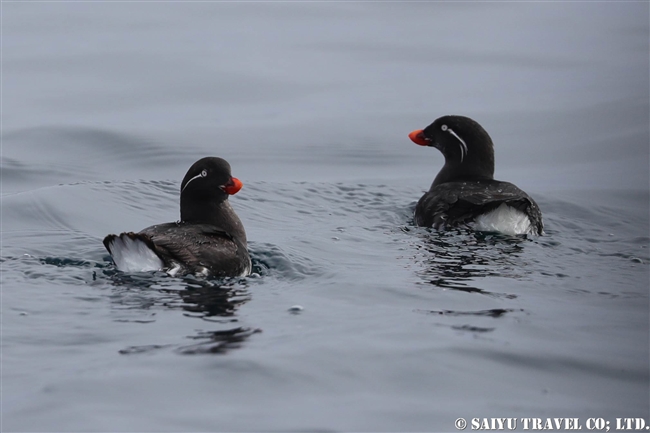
[40,257,100,268]
[175,327,262,355]
[249,241,320,280]
[416,308,522,318]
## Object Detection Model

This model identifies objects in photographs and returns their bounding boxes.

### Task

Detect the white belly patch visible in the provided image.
[472,203,533,236]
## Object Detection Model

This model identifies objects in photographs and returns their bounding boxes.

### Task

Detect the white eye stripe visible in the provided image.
[444,127,468,163]
[181,172,204,192]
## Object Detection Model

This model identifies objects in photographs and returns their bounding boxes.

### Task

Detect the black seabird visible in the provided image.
[103,157,251,277]
[409,115,543,235]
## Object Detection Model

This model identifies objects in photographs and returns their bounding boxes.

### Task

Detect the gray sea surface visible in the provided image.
[2,2,649,432]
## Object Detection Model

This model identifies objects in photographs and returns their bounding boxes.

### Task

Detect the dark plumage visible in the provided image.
[103,157,251,277]
[409,115,543,235]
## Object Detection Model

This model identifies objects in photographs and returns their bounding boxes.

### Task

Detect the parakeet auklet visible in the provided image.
[103,157,251,277]
[409,115,543,235]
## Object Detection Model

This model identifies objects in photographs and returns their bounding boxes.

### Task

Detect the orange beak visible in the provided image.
[409,129,429,146]
[221,177,243,195]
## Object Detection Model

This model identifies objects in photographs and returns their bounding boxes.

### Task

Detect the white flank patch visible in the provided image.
[108,235,164,273]
[473,203,533,236]
[241,259,252,277]
[167,263,183,277]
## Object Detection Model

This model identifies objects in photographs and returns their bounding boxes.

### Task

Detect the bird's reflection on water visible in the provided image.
[407,227,531,298]
[402,227,533,332]
[104,268,260,355]
[175,279,250,319]
[172,279,262,355]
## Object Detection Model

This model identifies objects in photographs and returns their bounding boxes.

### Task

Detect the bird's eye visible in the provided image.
[441,124,448,131]
[201,169,208,177]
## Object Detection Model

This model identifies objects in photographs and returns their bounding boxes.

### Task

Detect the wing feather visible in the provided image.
[415,180,543,234]
[139,223,250,276]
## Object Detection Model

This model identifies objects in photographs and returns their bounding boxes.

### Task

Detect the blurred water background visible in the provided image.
[2,2,649,431]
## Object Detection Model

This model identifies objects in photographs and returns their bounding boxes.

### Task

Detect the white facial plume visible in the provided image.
[181,169,208,193]
[441,124,468,162]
